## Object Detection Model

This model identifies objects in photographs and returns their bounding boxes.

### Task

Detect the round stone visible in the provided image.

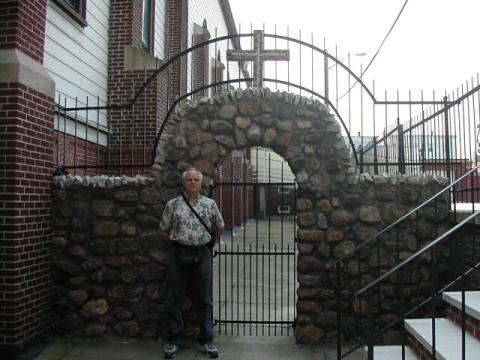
[234,116,252,129]
[358,206,381,224]
[330,210,355,226]
[238,98,262,116]
[113,320,139,338]
[297,198,313,211]
[53,236,68,249]
[246,124,261,141]
[297,229,325,242]
[263,128,277,145]
[81,299,109,318]
[317,199,332,213]
[194,159,215,176]
[84,324,107,337]
[120,223,137,237]
[211,120,233,133]
[200,142,220,163]
[326,229,344,243]
[217,104,237,119]
[69,289,88,305]
[91,200,114,218]
[296,324,324,344]
[93,222,120,237]
[82,258,103,271]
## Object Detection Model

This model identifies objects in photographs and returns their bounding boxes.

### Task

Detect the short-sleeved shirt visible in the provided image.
[159,194,225,246]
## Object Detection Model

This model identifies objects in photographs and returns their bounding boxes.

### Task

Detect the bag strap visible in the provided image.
[181,193,213,240]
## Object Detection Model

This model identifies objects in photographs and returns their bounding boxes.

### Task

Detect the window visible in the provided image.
[277,206,291,215]
[53,0,87,27]
[142,0,154,53]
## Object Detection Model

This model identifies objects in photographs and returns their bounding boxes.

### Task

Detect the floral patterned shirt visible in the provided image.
[159,194,225,246]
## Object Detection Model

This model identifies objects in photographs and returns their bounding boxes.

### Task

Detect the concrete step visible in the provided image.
[405,318,480,360]
[366,345,417,360]
[443,291,480,321]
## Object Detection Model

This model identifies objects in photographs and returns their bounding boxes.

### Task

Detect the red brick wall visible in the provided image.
[0,0,54,352]
[53,132,107,176]
[108,0,168,175]
[165,0,187,104]
[0,0,47,63]
[0,82,54,352]
[192,23,210,101]
[447,303,480,340]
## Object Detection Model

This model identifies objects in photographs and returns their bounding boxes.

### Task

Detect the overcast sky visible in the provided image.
[229,0,480,95]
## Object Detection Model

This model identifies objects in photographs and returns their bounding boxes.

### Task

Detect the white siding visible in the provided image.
[45,0,109,107]
[154,0,166,59]
[251,147,295,183]
[187,0,241,94]
[45,0,109,142]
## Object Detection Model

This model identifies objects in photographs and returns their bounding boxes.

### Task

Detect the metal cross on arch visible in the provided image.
[227,30,290,88]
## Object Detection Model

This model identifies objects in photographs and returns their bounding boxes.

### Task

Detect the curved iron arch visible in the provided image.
[129,32,377,109]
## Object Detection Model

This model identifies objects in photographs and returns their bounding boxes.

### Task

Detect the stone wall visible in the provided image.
[51,172,450,342]
[51,175,173,338]
[294,173,450,344]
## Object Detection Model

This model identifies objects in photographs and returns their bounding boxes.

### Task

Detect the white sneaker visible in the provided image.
[201,343,219,358]
[163,343,179,358]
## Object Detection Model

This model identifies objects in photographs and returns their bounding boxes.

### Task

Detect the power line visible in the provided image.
[338,0,410,101]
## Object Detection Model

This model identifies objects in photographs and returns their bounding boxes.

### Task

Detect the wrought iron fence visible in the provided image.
[52,28,480,205]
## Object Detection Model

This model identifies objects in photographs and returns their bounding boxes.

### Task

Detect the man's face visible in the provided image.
[183,170,202,193]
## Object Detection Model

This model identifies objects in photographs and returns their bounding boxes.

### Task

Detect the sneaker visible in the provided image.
[163,343,179,358]
[201,343,219,358]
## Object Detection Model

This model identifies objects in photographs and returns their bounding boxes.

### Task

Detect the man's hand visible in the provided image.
[159,228,170,242]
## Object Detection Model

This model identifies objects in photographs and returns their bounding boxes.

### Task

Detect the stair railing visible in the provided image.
[327,163,480,359]
[354,211,480,360]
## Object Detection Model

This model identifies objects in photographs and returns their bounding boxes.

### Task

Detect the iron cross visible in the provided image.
[227,30,290,88]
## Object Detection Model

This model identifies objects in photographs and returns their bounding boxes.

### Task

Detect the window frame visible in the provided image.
[52,0,88,27]
[142,0,155,54]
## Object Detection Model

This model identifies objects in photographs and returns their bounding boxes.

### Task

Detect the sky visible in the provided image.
[228,0,480,95]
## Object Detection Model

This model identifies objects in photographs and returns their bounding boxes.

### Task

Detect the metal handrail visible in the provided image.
[339,255,480,358]
[356,210,479,298]
[327,162,480,270]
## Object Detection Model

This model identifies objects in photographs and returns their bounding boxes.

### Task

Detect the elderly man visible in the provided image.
[160,167,224,358]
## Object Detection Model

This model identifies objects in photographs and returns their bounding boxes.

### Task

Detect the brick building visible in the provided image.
[0,0,246,353]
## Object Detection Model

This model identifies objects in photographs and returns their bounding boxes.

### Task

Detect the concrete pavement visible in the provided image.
[28,335,366,360]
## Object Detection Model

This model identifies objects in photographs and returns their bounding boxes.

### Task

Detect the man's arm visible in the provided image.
[212,227,224,242]
[159,228,170,242]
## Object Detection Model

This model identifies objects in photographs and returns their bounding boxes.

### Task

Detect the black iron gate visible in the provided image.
[211,150,297,336]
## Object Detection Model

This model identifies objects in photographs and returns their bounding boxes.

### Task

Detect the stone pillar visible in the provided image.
[0,0,55,354]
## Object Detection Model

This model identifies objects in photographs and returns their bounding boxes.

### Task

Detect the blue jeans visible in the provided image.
[164,245,213,345]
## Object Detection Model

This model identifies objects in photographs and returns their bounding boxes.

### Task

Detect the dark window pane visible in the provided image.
[64,0,79,10]
[142,0,152,50]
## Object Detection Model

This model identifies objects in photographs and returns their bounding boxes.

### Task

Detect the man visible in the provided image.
[159,167,224,358]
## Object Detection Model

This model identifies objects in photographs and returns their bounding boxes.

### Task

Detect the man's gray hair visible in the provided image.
[181,167,203,182]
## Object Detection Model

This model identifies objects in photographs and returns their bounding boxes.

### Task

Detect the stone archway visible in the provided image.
[154,88,354,189]
[153,87,356,342]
